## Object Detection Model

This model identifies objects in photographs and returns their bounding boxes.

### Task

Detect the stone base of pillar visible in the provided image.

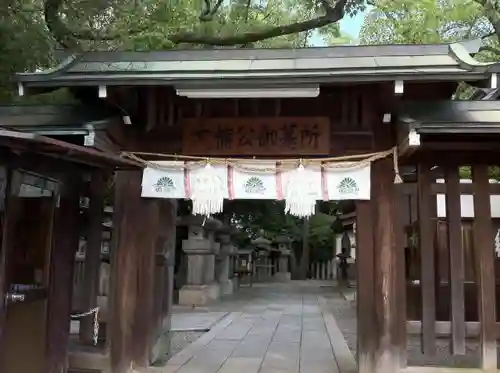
[231,277,239,290]
[274,272,291,282]
[178,283,220,306]
[220,279,234,296]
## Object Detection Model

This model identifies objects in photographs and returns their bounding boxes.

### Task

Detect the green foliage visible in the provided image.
[360,0,490,45]
[459,166,500,179]
[359,0,500,96]
[0,0,370,101]
[222,200,336,262]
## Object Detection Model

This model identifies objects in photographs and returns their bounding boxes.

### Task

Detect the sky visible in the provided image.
[310,7,369,46]
[339,9,368,41]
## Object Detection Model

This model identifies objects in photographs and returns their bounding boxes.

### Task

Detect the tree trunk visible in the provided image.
[297,218,311,279]
[290,249,299,279]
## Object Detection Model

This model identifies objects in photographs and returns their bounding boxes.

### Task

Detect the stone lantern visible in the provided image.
[177,215,221,306]
[274,233,292,282]
[251,236,273,281]
[251,236,272,252]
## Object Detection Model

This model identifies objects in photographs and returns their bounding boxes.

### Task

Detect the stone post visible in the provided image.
[178,216,221,306]
[274,234,292,282]
[217,229,236,295]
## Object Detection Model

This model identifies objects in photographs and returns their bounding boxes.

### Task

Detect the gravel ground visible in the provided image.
[325,290,500,368]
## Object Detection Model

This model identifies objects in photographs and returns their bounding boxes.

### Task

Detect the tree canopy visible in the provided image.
[2,0,366,102]
[41,0,367,49]
[360,0,491,45]
[360,0,500,61]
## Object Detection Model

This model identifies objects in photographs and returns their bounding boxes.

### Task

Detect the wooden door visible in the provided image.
[0,171,58,373]
[0,166,9,366]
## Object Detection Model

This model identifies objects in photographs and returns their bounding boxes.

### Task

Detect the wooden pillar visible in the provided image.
[394,184,407,367]
[161,200,177,340]
[371,156,400,373]
[417,163,436,355]
[109,171,159,373]
[355,200,375,373]
[45,173,81,373]
[80,172,106,344]
[357,157,404,373]
[150,199,177,361]
[472,164,497,371]
[444,164,466,355]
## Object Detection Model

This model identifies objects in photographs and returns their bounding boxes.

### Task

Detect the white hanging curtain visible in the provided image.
[137,148,392,218]
[229,161,278,200]
[323,163,371,200]
[141,161,187,199]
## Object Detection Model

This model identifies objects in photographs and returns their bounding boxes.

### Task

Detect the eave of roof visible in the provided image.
[0,105,121,133]
[15,41,499,88]
[0,129,140,169]
[398,101,500,135]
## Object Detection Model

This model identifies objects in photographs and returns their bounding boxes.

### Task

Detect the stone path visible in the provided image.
[158,282,356,373]
[172,312,229,332]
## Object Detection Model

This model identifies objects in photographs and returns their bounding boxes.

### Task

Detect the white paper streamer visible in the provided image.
[284,164,318,218]
[190,163,226,215]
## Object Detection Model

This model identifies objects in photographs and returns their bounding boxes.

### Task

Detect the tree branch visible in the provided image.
[479,45,500,55]
[44,0,150,48]
[44,0,348,48]
[44,0,79,49]
[199,0,225,22]
[170,0,347,45]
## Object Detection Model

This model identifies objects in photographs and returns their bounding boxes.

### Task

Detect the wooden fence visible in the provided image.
[308,259,337,280]
[400,164,499,371]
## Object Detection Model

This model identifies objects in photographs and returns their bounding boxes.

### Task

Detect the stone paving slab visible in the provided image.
[161,281,354,373]
[171,312,229,332]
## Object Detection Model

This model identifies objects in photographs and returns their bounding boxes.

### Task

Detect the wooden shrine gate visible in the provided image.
[13,43,500,373]
[357,163,499,373]
[385,101,500,373]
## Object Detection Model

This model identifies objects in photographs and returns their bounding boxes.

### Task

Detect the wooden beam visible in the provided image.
[423,142,500,151]
[406,321,500,338]
[402,367,485,373]
[400,181,500,196]
[417,163,436,355]
[355,200,375,373]
[79,172,106,345]
[472,164,497,371]
[45,173,81,373]
[444,165,466,355]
